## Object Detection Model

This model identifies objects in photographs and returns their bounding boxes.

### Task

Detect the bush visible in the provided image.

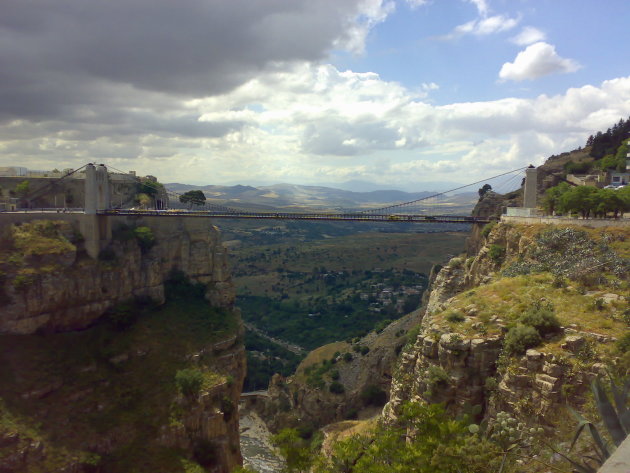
[616,333,630,354]
[481,221,496,239]
[133,226,155,253]
[343,352,353,362]
[446,312,465,323]
[12,273,35,291]
[488,244,505,263]
[504,325,541,355]
[175,368,204,397]
[360,346,370,355]
[518,302,561,336]
[360,385,387,406]
[330,370,340,381]
[329,381,345,394]
[221,396,235,421]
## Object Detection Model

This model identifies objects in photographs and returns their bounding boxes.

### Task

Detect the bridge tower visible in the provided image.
[85,163,111,214]
[523,165,538,209]
[83,163,112,258]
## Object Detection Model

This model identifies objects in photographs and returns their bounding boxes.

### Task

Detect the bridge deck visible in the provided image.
[101,209,490,224]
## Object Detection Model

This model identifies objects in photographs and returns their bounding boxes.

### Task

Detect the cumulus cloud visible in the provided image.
[510,26,546,46]
[499,42,581,81]
[0,0,392,122]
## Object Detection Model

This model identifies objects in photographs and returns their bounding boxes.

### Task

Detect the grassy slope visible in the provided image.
[433,223,629,372]
[0,297,238,473]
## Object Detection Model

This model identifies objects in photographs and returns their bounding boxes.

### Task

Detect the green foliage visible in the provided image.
[12,272,36,291]
[542,182,570,215]
[503,324,541,355]
[503,227,628,283]
[517,300,561,336]
[342,352,353,362]
[272,428,313,473]
[164,270,206,300]
[405,325,421,347]
[179,190,207,207]
[133,226,155,253]
[487,244,505,263]
[15,179,30,198]
[329,381,345,394]
[560,378,630,473]
[424,365,450,397]
[564,160,592,175]
[221,396,235,421]
[360,385,387,406]
[478,183,492,197]
[310,402,502,473]
[617,332,630,354]
[480,221,496,238]
[446,312,465,323]
[174,368,204,397]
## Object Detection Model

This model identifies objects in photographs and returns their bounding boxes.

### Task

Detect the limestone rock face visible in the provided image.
[1,216,235,334]
[0,216,244,473]
[257,312,421,432]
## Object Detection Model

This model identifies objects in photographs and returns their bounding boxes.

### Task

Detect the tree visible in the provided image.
[179,190,206,208]
[15,180,30,198]
[137,193,151,209]
[478,184,492,197]
[541,182,570,215]
[559,185,599,218]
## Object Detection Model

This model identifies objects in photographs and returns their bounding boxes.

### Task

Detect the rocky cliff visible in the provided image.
[0,216,234,334]
[0,216,245,473]
[384,221,628,429]
[254,310,422,433]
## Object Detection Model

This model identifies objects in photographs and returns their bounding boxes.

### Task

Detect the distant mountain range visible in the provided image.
[165,182,479,213]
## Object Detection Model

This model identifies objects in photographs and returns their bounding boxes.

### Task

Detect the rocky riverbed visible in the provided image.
[239,405,284,473]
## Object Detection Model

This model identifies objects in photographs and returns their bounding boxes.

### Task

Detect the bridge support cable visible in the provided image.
[21,164,90,206]
[360,166,529,215]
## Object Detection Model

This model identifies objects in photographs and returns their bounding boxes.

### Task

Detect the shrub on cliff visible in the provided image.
[504,325,541,355]
[175,368,203,398]
[329,381,345,394]
[360,385,387,406]
[133,226,155,253]
[488,244,505,263]
[518,301,561,336]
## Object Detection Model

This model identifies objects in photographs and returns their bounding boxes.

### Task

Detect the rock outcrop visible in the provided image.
[0,216,245,473]
[384,221,628,427]
[0,216,234,334]
[256,311,422,432]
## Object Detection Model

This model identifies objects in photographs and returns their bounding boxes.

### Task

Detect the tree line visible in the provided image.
[542,182,630,218]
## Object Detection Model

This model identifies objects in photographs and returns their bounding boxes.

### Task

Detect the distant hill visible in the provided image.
[164,182,478,214]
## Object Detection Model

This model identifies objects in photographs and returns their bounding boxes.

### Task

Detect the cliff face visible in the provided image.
[0,216,245,473]
[256,311,421,432]
[385,222,628,426]
[0,216,234,334]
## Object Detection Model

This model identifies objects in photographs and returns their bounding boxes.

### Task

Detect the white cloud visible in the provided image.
[453,14,519,37]
[510,26,546,46]
[404,0,429,9]
[467,0,489,17]
[499,42,581,81]
[2,58,630,187]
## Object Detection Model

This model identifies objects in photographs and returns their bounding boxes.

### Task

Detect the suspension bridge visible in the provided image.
[4,162,532,225]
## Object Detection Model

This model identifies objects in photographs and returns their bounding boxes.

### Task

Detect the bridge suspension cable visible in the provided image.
[361,166,528,214]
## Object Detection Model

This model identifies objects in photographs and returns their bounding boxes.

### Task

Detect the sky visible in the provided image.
[1,0,630,191]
